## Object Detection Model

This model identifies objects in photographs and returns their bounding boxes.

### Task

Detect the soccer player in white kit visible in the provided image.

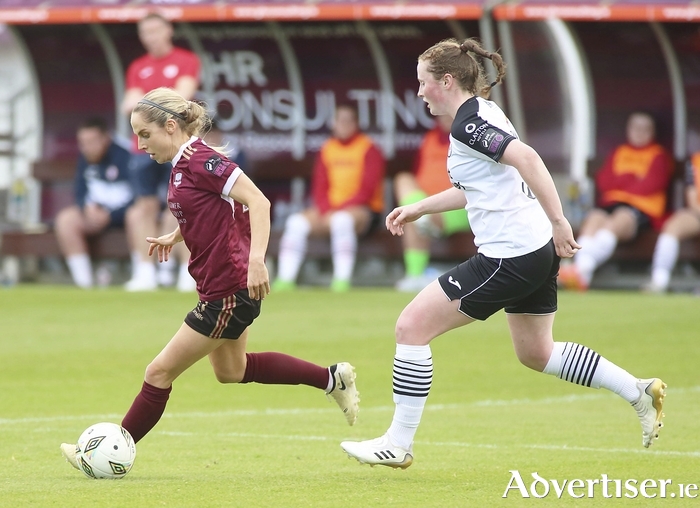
[340,38,666,469]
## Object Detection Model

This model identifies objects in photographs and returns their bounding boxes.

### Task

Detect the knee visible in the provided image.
[283,213,311,237]
[515,345,552,372]
[330,210,354,232]
[127,198,159,224]
[395,312,425,345]
[55,207,79,234]
[144,360,173,387]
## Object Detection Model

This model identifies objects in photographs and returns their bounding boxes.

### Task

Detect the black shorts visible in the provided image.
[438,239,559,321]
[184,289,261,339]
[601,203,651,231]
[129,153,172,201]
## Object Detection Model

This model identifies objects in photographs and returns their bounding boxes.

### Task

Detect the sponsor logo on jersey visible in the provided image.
[174,172,183,187]
[163,64,179,79]
[204,156,229,177]
[448,276,462,290]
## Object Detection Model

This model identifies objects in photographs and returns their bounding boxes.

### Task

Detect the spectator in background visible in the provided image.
[393,115,470,292]
[644,152,700,293]
[273,103,385,292]
[55,118,133,288]
[122,12,201,292]
[559,111,674,291]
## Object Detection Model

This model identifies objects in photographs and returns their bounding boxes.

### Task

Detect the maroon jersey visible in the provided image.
[168,138,250,300]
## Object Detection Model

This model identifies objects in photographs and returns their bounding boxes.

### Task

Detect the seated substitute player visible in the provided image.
[340,38,666,469]
[273,103,385,292]
[54,117,133,288]
[644,152,700,292]
[60,88,359,469]
[393,114,470,292]
[558,111,674,290]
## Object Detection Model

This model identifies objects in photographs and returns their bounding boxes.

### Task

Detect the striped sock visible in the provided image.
[387,344,432,449]
[543,342,639,402]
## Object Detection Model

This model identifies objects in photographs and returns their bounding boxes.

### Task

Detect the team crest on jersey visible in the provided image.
[163,64,179,79]
[105,165,119,181]
[174,172,183,187]
[204,156,229,177]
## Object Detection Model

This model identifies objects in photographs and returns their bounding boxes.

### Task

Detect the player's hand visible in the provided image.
[147,229,183,262]
[385,204,422,236]
[247,259,270,301]
[552,219,581,258]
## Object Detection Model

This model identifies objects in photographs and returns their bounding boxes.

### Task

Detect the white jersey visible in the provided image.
[447,96,552,258]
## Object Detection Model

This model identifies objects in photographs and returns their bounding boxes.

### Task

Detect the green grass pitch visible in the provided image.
[1,286,698,507]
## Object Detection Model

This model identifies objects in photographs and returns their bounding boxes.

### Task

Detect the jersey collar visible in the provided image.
[172,136,198,166]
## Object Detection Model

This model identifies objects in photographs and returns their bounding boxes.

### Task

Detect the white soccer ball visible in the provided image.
[76,422,136,479]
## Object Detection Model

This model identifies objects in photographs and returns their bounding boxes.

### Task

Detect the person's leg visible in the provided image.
[120,323,224,443]
[328,207,371,291]
[507,313,666,448]
[124,196,161,291]
[649,209,700,292]
[274,209,318,289]
[60,321,224,468]
[55,204,110,288]
[341,280,472,467]
[207,330,359,423]
[568,207,637,287]
[394,173,432,278]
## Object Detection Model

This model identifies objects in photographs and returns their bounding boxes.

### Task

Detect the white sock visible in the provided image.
[159,256,177,275]
[135,261,156,283]
[277,213,310,282]
[387,344,432,450]
[543,342,640,403]
[66,253,93,288]
[650,233,679,291]
[130,251,141,278]
[576,234,594,252]
[575,229,617,285]
[329,211,357,282]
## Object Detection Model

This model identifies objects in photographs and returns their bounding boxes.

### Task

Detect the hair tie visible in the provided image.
[490,81,498,88]
[138,99,186,121]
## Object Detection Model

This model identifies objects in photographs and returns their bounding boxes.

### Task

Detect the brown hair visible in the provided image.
[419,38,506,99]
[133,87,209,138]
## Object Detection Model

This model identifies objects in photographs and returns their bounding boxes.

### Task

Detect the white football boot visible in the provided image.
[631,378,667,448]
[60,443,80,470]
[341,434,413,469]
[327,363,360,426]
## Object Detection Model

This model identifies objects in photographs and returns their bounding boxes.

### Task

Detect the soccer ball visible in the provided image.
[76,422,136,479]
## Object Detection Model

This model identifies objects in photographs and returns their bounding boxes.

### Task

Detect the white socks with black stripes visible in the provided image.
[387,344,433,450]
[543,342,640,403]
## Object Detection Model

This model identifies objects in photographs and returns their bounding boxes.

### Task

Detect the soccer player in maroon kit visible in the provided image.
[60,87,359,469]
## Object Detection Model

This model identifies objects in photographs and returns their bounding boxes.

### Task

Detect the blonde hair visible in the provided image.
[133,87,209,138]
[419,38,506,99]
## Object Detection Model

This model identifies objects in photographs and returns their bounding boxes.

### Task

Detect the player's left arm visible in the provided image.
[228,173,271,300]
[500,139,580,258]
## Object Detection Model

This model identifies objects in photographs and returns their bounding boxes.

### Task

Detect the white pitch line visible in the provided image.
[1,385,697,426]
[155,431,700,458]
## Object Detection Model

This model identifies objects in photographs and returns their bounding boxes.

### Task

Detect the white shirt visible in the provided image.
[447,96,552,258]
